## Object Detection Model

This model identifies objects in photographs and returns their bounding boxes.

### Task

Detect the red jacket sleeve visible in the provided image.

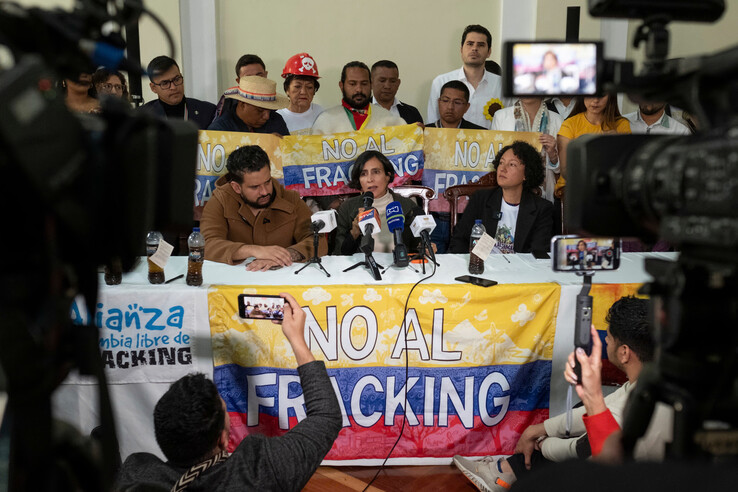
[582,409,620,456]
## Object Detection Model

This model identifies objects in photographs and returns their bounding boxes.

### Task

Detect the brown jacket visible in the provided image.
[201,176,326,264]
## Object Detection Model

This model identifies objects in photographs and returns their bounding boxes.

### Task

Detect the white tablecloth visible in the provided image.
[53,252,676,461]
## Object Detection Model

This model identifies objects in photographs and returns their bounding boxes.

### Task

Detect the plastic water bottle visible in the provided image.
[187,227,205,286]
[146,231,165,284]
[104,257,122,285]
[469,220,485,274]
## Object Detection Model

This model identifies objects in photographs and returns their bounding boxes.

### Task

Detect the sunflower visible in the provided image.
[483,97,505,122]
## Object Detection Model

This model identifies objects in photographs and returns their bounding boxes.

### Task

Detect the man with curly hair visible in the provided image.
[448,141,553,254]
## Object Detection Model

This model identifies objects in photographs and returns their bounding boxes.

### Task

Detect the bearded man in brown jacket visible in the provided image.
[200,145,326,271]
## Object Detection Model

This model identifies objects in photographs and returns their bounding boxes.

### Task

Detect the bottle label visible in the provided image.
[146,244,158,256]
[189,249,204,262]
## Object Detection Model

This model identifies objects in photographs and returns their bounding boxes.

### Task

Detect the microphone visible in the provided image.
[361,191,374,210]
[311,210,337,233]
[386,201,409,267]
[358,208,381,254]
[408,208,437,264]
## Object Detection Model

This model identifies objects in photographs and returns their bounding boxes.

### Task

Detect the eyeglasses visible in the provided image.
[152,74,184,90]
[100,83,124,92]
[439,97,467,108]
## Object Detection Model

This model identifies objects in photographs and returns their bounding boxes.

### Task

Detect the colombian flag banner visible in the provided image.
[195,131,283,220]
[422,129,542,212]
[208,282,560,463]
[195,125,424,217]
[280,124,424,196]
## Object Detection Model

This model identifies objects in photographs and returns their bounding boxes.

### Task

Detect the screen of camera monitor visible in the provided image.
[554,237,619,271]
[240,295,285,320]
[511,42,598,96]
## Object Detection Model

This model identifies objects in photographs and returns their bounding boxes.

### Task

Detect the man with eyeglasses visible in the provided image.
[425,81,485,130]
[141,56,216,130]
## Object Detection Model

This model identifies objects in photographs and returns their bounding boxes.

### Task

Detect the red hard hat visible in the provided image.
[282,53,320,79]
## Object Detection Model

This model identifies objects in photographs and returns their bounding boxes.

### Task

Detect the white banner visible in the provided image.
[67,286,211,384]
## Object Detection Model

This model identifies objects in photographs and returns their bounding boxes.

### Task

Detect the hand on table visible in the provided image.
[246,259,283,272]
[248,245,293,266]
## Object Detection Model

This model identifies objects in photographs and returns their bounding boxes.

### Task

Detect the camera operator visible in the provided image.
[453,296,671,491]
[114,293,342,491]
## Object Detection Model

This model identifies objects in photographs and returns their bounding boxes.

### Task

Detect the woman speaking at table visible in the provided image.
[449,141,553,254]
[333,150,420,255]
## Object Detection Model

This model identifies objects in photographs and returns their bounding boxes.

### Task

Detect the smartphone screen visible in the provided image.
[504,41,601,97]
[238,294,285,320]
[455,275,498,287]
[551,236,621,272]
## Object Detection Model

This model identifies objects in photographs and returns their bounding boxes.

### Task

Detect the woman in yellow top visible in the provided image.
[556,94,630,191]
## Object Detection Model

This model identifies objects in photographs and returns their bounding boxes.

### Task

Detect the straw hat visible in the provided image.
[224,76,289,110]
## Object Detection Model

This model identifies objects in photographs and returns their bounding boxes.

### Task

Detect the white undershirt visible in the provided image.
[494,200,518,254]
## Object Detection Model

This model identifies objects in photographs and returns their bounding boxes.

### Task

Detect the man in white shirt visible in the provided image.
[545,97,577,119]
[427,24,503,129]
[624,102,691,135]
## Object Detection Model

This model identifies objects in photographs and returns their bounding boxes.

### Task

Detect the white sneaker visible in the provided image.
[452,455,515,492]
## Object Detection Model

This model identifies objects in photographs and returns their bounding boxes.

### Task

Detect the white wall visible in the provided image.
[214,0,501,121]
[15,0,738,116]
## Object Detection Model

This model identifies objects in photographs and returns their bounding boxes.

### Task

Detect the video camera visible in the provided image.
[0,1,197,490]
[505,0,738,461]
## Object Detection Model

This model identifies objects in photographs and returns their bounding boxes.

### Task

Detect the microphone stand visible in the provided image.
[344,252,383,280]
[344,233,383,280]
[408,236,439,275]
[295,225,331,277]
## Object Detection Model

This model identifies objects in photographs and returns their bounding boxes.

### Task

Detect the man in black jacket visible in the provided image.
[140,56,216,129]
[425,81,485,130]
[115,293,342,491]
[371,60,423,125]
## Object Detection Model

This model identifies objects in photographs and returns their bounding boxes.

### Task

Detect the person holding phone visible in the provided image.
[115,293,342,491]
[453,296,662,491]
[449,141,553,254]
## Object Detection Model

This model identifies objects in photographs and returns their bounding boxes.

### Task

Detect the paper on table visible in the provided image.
[150,240,174,268]
[471,232,496,260]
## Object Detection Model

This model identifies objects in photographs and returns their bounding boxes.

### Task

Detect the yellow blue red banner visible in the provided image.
[422,128,542,212]
[209,282,560,462]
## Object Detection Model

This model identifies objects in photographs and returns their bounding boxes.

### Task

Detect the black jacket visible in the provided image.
[425,118,486,130]
[449,187,553,254]
[397,101,423,125]
[140,97,216,130]
[333,191,420,255]
[208,109,290,136]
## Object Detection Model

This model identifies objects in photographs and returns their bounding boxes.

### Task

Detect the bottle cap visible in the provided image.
[193,227,200,232]
[475,219,482,224]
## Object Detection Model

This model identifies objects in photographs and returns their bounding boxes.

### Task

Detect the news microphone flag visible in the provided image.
[358,208,381,236]
[386,202,405,232]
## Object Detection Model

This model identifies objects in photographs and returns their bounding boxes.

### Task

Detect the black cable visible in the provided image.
[361,258,437,492]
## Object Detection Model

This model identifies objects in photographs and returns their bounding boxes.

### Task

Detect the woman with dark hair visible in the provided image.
[556,94,630,191]
[91,67,131,103]
[333,150,420,255]
[449,141,554,254]
[63,72,100,113]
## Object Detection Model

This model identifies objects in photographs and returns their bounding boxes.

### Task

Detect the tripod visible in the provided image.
[408,237,439,274]
[344,252,383,280]
[295,226,330,277]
